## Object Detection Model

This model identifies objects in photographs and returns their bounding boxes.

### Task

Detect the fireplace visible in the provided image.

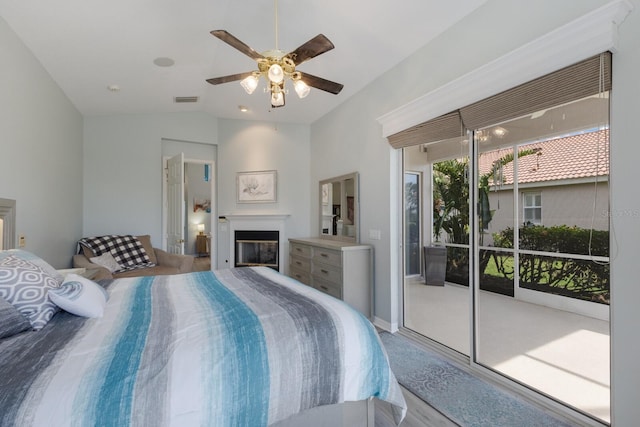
[224,213,289,273]
[234,230,279,270]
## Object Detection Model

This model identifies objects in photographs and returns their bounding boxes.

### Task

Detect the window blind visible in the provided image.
[388,52,611,149]
[460,52,611,130]
[387,111,464,149]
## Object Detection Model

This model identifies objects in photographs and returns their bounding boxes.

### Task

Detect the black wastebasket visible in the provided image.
[423,245,446,286]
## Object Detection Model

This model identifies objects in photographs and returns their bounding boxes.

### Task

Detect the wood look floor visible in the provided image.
[375,387,456,427]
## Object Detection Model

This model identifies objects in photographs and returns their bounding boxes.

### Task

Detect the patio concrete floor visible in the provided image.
[404,278,610,423]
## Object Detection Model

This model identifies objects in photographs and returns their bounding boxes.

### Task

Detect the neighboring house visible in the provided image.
[479,130,609,244]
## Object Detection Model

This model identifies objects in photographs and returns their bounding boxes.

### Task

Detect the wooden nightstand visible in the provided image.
[196,234,210,257]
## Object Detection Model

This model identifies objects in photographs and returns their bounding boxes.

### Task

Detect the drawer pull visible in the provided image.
[320,253,329,258]
[319,285,329,291]
[321,269,329,274]
[296,261,302,266]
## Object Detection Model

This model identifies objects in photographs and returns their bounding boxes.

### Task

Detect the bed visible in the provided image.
[0,251,406,427]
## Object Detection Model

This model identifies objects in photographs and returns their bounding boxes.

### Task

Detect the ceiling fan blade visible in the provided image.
[299,72,344,95]
[286,34,335,65]
[206,72,254,85]
[211,30,264,61]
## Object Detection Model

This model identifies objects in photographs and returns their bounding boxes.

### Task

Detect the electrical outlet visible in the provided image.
[368,229,381,240]
[18,235,26,247]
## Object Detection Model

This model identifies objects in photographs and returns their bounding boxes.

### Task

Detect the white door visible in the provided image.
[167,153,185,254]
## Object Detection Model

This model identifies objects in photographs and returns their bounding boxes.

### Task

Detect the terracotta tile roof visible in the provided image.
[478,129,609,186]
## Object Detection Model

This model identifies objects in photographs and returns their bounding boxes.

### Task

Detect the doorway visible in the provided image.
[161,139,217,270]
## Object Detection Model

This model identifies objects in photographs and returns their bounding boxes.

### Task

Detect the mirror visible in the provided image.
[0,198,16,250]
[320,172,359,242]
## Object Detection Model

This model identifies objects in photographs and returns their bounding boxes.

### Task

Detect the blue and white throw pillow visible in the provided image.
[0,254,62,330]
[48,274,108,318]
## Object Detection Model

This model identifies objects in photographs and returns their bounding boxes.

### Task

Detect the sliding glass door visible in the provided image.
[403,91,610,422]
[403,139,470,356]
[474,95,610,422]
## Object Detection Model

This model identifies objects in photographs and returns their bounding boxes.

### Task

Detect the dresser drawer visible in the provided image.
[289,255,311,273]
[312,263,342,286]
[290,242,312,259]
[289,266,311,285]
[288,238,372,318]
[312,248,342,268]
[314,276,342,299]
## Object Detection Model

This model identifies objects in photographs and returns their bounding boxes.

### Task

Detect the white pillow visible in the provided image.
[90,252,121,272]
[48,274,108,318]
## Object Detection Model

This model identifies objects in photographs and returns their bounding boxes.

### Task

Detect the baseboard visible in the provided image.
[373,316,398,333]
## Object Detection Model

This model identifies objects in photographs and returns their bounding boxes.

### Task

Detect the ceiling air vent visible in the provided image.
[174,96,199,103]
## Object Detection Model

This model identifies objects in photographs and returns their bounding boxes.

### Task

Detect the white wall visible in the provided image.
[217,119,311,251]
[83,115,310,265]
[82,112,219,248]
[0,17,83,268]
[311,0,640,423]
[609,0,640,423]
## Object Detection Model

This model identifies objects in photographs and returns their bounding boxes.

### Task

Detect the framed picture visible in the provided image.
[237,170,277,203]
[321,183,330,206]
[193,198,211,213]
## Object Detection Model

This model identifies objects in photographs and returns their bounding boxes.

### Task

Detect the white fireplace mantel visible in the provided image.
[223,213,290,222]
[224,213,290,272]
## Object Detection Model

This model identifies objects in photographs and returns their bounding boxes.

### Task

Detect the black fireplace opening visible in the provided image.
[234,230,279,271]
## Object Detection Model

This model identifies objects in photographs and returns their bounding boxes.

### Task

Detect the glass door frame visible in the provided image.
[400,126,610,426]
[403,171,423,278]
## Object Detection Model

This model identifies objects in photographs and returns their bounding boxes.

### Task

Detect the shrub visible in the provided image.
[491,225,609,303]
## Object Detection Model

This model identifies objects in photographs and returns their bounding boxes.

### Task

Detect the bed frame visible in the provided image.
[274,399,374,427]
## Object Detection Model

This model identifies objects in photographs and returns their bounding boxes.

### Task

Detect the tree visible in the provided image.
[432,148,540,286]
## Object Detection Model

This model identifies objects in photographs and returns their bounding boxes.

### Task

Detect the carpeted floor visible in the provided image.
[379,332,574,427]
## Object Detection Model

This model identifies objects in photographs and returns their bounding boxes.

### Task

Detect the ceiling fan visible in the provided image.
[206,0,343,108]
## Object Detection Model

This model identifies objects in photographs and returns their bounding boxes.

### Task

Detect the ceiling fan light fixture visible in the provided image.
[271,90,285,108]
[294,80,310,98]
[207,7,342,108]
[240,75,259,94]
[267,63,284,83]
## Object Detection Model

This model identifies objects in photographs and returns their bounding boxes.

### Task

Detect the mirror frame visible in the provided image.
[319,172,359,243]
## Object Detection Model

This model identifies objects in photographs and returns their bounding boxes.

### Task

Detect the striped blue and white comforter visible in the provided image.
[0,267,406,426]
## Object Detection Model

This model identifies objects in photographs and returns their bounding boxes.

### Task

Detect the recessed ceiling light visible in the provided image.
[153,57,175,67]
[107,84,120,92]
[238,105,249,112]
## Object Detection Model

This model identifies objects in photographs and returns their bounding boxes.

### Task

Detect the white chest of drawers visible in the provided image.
[288,237,372,318]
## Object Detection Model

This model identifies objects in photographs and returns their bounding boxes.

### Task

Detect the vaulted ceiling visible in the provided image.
[0,0,486,123]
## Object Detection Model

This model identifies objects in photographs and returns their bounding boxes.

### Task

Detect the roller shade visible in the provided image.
[389,52,611,148]
[387,110,464,149]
